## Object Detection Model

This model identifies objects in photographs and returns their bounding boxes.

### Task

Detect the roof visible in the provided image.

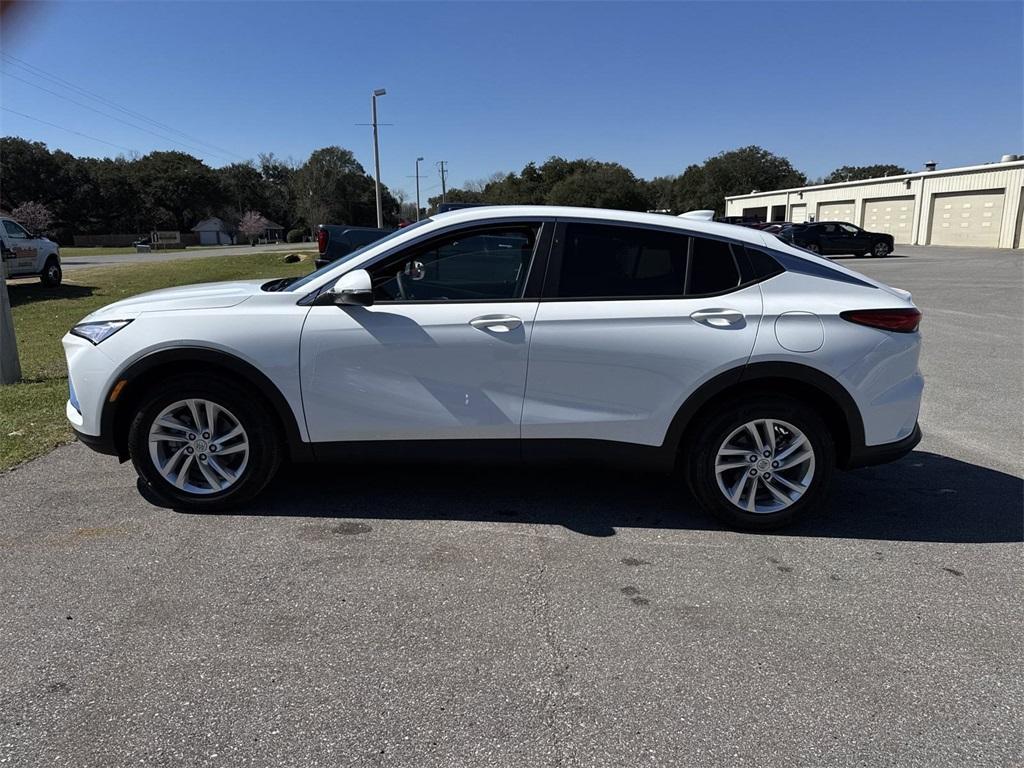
[263,220,284,230]
[191,217,232,233]
[429,204,774,248]
[725,158,1024,201]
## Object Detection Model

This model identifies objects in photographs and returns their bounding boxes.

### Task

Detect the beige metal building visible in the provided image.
[724,157,1024,249]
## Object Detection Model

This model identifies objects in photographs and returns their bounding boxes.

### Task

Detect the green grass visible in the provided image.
[1,251,314,471]
[61,244,256,257]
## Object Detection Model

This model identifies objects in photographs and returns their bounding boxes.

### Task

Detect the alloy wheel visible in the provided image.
[148,398,250,494]
[714,418,815,514]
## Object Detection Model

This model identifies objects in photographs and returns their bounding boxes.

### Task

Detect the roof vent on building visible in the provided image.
[1000,154,1021,163]
[923,161,937,172]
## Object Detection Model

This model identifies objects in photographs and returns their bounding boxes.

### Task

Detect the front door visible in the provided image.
[1,219,39,275]
[838,223,870,253]
[522,221,763,448]
[300,221,549,444]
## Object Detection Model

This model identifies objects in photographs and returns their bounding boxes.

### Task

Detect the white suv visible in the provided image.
[63,206,923,529]
[1,216,62,286]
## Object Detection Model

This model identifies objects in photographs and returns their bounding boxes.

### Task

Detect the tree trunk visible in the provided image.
[0,257,23,385]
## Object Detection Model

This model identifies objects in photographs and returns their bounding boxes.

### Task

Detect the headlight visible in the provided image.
[70,319,132,345]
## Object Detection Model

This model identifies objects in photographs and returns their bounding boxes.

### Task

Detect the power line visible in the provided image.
[1,69,236,162]
[1,106,139,153]
[0,51,246,161]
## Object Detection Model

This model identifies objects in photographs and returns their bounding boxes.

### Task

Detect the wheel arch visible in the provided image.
[101,346,311,462]
[664,361,865,469]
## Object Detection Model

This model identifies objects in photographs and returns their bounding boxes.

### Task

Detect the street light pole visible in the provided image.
[372,88,386,228]
[415,156,424,221]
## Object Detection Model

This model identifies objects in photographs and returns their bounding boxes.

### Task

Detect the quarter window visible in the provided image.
[686,237,740,295]
[370,224,539,302]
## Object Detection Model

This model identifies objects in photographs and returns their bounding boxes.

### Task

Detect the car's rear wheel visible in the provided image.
[40,257,62,287]
[128,375,281,509]
[686,396,835,530]
[806,243,821,254]
[872,241,891,257]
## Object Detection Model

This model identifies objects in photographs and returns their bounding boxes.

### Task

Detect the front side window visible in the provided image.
[3,220,29,238]
[554,223,688,298]
[839,223,860,234]
[370,224,540,302]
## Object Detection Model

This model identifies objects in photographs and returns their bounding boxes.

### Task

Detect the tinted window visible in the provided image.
[3,220,29,238]
[742,247,785,281]
[820,223,838,234]
[839,223,859,234]
[371,224,539,302]
[555,223,687,298]
[686,237,740,295]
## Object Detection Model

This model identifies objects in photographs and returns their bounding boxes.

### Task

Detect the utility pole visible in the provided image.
[437,160,448,203]
[0,252,22,385]
[413,157,425,221]
[371,88,386,228]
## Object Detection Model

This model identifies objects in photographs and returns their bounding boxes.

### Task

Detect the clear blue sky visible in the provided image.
[2,1,1021,199]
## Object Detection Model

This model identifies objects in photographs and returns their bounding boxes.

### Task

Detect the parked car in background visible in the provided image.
[63,206,922,530]
[749,222,790,234]
[0,215,62,286]
[315,225,390,269]
[777,221,894,257]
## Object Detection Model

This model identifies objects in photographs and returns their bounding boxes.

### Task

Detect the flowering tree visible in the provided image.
[237,210,269,246]
[11,201,53,235]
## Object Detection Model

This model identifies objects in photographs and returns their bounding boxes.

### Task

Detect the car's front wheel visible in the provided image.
[128,375,281,509]
[40,256,62,287]
[687,396,835,530]
[872,241,892,257]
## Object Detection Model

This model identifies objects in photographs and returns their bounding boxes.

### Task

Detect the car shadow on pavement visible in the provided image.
[160,450,1023,543]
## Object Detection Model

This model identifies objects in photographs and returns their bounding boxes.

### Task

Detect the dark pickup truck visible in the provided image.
[315,225,391,269]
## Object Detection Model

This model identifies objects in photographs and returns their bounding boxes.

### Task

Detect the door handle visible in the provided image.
[469,314,522,332]
[690,308,745,328]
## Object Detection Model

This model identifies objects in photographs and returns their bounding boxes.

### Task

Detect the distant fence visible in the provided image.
[73,233,199,247]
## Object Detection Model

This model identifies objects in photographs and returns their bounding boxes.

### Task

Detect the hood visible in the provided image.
[81,279,266,321]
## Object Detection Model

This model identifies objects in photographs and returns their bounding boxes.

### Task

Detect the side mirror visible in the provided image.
[319,268,374,307]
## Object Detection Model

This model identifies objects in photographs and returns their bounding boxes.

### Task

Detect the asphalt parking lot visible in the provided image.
[1,245,1021,767]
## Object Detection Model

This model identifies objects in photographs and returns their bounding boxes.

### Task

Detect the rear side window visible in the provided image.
[554,223,688,298]
[685,237,740,295]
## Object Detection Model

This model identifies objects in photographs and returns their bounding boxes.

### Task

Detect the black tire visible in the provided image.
[40,256,62,287]
[128,375,281,510]
[685,395,835,531]
[872,241,891,257]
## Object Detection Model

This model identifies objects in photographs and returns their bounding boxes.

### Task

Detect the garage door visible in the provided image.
[929,191,1005,248]
[789,204,807,223]
[818,200,856,223]
[863,197,916,244]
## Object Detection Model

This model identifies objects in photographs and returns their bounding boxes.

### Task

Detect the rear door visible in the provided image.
[300,219,551,445]
[521,221,763,449]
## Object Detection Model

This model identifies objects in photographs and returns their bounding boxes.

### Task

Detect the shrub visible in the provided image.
[286,228,306,243]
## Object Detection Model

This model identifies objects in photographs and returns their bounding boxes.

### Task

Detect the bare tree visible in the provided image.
[237,210,269,246]
[11,201,53,235]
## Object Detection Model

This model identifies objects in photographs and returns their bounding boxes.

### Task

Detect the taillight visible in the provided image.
[316,228,328,254]
[841,308,921,333]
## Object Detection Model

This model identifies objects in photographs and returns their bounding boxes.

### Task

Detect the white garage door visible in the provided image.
[818,200,856,223]
[929,191,1005,248]
[789,204,807,223]
[863,197,916,244]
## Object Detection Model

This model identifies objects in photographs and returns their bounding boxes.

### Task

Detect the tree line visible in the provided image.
[0,135,907,244]
[0,138,401,244]
[431,148,908,214]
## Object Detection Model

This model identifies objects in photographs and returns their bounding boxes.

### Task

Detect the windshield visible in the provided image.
[287,219,433,292]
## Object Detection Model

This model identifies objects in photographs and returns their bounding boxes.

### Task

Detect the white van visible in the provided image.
[1,216,62,286]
